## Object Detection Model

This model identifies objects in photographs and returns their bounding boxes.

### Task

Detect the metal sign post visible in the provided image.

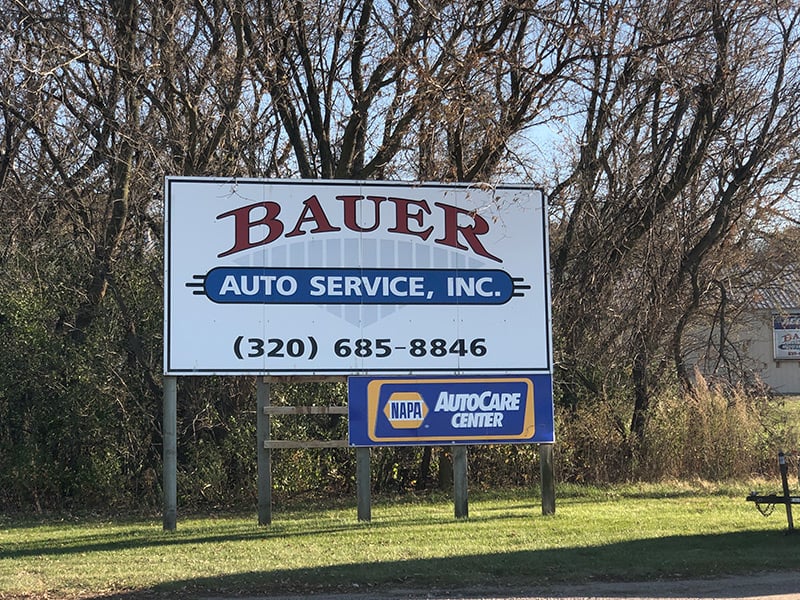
[162,376,177,531]
[256,378,272,526]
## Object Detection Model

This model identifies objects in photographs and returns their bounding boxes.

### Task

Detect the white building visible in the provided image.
[688,268,800,395]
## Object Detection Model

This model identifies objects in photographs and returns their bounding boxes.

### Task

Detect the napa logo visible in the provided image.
[383,392,429,429]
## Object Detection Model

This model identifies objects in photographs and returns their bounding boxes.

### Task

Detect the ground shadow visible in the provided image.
[72,530,800,600]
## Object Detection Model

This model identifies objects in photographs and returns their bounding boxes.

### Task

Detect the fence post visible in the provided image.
[453,445,468,519]
[356,447,371,522]
[540,443,555,516]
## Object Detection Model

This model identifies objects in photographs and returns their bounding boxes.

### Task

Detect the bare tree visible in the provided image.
[547,0,800,440]
[238,0,582,180]
[0,0,285,506]
[2,0,799,505]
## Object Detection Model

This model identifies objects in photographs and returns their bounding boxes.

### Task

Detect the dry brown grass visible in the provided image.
[555,374,800,483]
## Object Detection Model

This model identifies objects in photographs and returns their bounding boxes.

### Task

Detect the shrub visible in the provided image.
[552,373,799,484]
[640,374,798,480]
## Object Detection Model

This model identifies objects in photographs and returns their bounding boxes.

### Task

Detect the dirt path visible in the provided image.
[218,570,799,600]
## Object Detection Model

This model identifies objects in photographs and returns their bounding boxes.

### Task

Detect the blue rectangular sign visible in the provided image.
[348,375,554,446]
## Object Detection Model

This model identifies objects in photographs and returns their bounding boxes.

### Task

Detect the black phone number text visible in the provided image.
[233,336,487,360]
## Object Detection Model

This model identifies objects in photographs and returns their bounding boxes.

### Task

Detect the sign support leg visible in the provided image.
[356,447,371,522]
[779,452,794,532]
[163,376,177,531]
[453,445,468,519]
[257,378,272,526]
[540,443,555,515]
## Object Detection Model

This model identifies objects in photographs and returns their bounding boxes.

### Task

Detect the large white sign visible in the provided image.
[164,178,551,375]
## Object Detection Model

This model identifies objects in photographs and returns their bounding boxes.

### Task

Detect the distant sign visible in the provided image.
[348,375,554,446]
[773,312,800,360]
[164,178,551,375]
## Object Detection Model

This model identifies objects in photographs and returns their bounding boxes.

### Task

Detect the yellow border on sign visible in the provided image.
[367,378,535,443]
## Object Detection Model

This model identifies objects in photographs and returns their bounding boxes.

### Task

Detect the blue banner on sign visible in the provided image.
[348,375,554,446]
[190,267,528,305]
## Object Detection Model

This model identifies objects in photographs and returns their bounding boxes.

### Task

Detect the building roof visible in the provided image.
[746,266,800,310]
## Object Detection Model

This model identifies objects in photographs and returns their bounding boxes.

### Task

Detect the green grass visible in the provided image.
[2,483,799,599]
[781,395,800,426]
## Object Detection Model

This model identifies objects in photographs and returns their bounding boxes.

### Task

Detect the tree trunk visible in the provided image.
[416,446,432,491]
[438,448,453,491]
[630,349,649,444]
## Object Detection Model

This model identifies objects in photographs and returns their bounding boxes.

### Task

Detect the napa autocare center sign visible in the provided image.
[164,178,552,380]
[348,375,554,446]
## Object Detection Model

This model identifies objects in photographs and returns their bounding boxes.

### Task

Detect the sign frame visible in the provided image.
[164,178,551,376]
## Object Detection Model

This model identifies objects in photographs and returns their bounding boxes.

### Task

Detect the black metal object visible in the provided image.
[746,494,800,504]
[746,452,799,532]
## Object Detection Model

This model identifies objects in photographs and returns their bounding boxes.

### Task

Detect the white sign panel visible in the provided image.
[773,312,800,360]
[164,178,551,375]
